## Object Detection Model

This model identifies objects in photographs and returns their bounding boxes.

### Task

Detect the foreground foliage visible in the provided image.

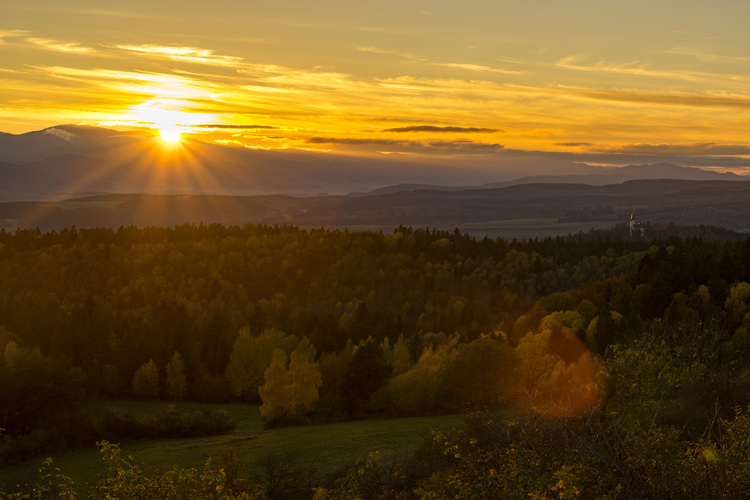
[6,402,750,499]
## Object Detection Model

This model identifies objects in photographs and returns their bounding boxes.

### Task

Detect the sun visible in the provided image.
[159,127,182,144]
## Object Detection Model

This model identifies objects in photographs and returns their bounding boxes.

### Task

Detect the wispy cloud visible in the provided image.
[289,21,412,36]
[31,66,217,98]
[555,54,750,85]
[256,68,362,91]
[308,137,504,154]
[187,124,281,131]
[27,37,95,54]
[310,137,409,146]
[115,44,244,67]
[664,47,750,65]
[0,3,153,19]
[427,140,505,151]
[591,143,750,156]
[357,46,424,62]
[434,62,525,76]
[79,9,156,19]
[0,29,29,43]
[357,47,526,76]
[559,85,750,109]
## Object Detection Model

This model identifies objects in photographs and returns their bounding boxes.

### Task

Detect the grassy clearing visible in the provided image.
[0,400,462,491]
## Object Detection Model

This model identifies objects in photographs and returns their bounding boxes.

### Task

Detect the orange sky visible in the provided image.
[3,1,750,171]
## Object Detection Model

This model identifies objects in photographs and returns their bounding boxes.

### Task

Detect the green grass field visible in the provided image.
[0,401,462,492]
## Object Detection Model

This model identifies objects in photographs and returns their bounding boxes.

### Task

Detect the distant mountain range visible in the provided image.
[0,125,744,200]
[1,125,749,237]
[484,162,743,187]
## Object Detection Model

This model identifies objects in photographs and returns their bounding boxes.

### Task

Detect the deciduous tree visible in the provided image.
[165,351,187,399]
[132,359,160,399]
[258,340,322,425]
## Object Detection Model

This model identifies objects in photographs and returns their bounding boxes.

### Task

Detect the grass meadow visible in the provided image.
[0,400,462,492]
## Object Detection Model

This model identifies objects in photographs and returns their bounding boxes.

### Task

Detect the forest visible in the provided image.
[2,221,750,498]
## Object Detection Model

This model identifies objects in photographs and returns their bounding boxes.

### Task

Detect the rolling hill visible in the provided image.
[1,179,749,236]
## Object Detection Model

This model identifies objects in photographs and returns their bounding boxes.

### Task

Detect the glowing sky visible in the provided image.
[3,1,750,170]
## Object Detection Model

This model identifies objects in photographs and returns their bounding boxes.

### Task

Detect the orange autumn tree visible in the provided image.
[515,312,603,417]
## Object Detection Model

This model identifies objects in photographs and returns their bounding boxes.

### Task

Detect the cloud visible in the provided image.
[555,54,750,85]
[187,124,281,130]
[32,66,216,99]
[26,38,94,53]
[357,47,424,62]
[0,30,29,43]
[356,47,525,75]
[384,125,501,133]
[592,143,750,156]
[115,44,244,67]
[556,142,594,147]
[500,146,750,169]
[554,84,750,110]
[427,140,505,151]
[309,137,406,146]
[663,47,750,66]
[79,9,155,19]
[308,137,504,154]
[44,128,77,141]
[435,63,524,75]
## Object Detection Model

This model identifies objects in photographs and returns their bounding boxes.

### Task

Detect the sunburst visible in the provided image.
[159,127,182,144]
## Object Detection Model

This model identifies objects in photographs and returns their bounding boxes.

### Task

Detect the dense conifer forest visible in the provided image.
[3,222,750,498]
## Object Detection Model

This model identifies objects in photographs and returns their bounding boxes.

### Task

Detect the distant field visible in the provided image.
[318,219,616,240]
[0,401,463,491]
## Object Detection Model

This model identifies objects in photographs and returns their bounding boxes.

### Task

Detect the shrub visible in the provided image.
[93,405,235,441]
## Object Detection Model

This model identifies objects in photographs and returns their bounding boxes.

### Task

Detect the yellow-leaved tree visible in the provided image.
[258,339,322,425]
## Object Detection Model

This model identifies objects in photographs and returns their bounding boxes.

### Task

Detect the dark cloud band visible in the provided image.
[383,125,501,133]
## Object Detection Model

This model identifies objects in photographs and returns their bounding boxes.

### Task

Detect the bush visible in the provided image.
[93,405,235,441]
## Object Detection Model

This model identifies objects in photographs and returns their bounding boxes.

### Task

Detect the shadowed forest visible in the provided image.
[3,222,750,498]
